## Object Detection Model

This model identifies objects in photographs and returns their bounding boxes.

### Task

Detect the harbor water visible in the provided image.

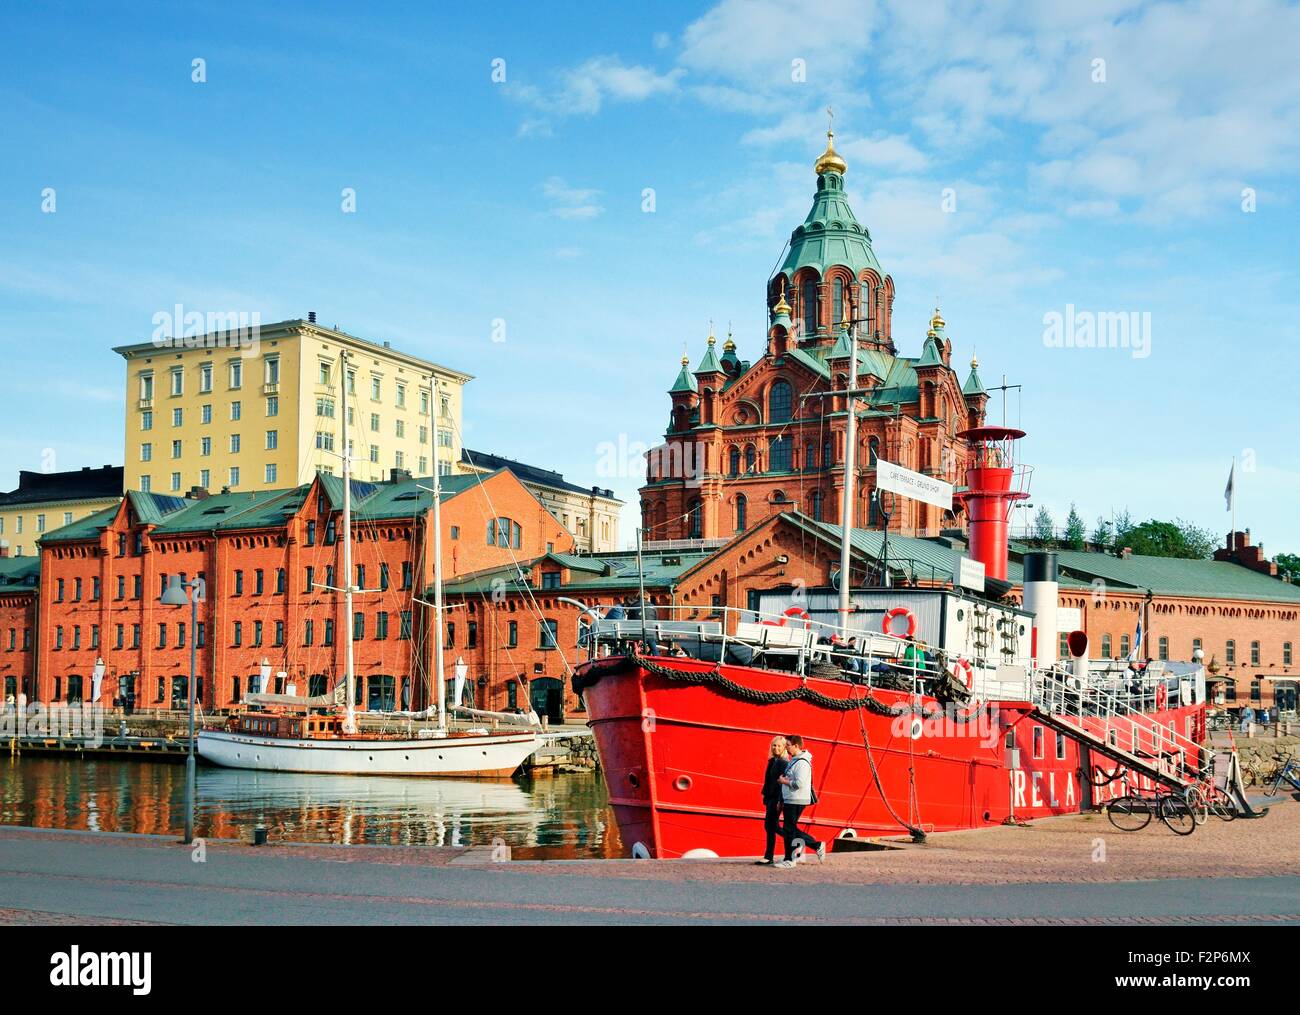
[0,755,623,858]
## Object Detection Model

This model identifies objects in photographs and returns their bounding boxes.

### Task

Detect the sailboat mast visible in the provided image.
[837,321,859,636]
[340,350,357,734]
[431,377,447,733]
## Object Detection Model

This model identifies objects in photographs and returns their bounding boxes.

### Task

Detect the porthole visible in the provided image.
[956,608,965,622]
[628,772,641,788]
[673,775,692,791]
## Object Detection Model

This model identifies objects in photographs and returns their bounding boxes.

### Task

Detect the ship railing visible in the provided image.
[1030,668,1206,778]
[586,604,951,694]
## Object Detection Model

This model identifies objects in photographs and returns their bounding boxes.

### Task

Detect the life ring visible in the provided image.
[1155,683,1167,711]
[882,606,917,639]
[782,606,812,629]
[953,658,975,690]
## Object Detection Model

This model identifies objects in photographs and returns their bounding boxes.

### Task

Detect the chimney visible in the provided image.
[1022,551,1059,667]
[187,486,210,500]
[1119,547,1133,559]
[0,541,9,559]
[308,311,317,324]
[389,468,412,484]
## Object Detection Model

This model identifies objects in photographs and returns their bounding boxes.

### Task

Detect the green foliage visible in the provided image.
[1091,516,1113,546]
[1032,506,1055,542]
[1116,518,1218,560]
[1275,553,1300,581]
[1064,503,1086,551]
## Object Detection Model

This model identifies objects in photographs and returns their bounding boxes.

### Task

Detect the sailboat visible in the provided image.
[197,350,544,777]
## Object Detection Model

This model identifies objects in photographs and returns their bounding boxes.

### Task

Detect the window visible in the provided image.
[172,439,182,459]
[401,561,412,590]
[324,619,335,646]
[396,382,407,408]
[371,376,381,400]
[230,433,241,453]
[541,571,561,590]
[234,570,244,595]
[305,522,316,547]
[139,372,154,401]
[810,490,823,522]
[687,498,703,539]
[275,568,285,594]
[304,620,314,646]
[395,419,405,439]
[229,361,242,389]
[729,446,740,476]
[265,464,277,484]
[1101,633,1112,658]
[445,622,455,649]
[318,361,331,385]
[370,413,380,432]
[1286,642,1293,666]
[800,278,817,335]
[264,356,280,385]
[868,436,880,466]
[170,471,181,491]
[769,435,792,472]
[1193,637,1202,658]
[768,380,792,423]
[467,621,477,648]
[1059,632,1069,659]
[399,611,412,640]
[1226,639,1236,664]
[266,396,279,417]
[744,445,756,473]
[140,443,153,462]
[252,621,263,647]
[200,436,211,456]
[507,621,518,648]
[254,569,264,595]
[199,362,212,393]
[1120,634,1130,658]
[1055,731,1067,760]
[353,613,365,640]
[1251,640,1260,665]
[229,466,240,487]
[539,619,559,650]
[1032,726,1044,759]
[735,494,747,532]
[230,400,241,421]
[201,404,212,424]
[316,396,335,418]
[376,612,389,640]
[833,277,844,324]
[141,410,153,431]
[1158,636,1169,661]
[170,367,184,396]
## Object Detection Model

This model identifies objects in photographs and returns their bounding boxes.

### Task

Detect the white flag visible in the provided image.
[1224,462,1234,511]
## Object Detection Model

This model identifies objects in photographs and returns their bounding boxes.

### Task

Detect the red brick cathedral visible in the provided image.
[641,130,990,542]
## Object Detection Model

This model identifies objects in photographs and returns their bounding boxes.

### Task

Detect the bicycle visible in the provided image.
[1268,758,1300,796]
[1104,788,1197,836]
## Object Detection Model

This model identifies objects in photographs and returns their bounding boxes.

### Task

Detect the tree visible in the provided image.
[1064,503,1086,551]
[1113,509,1134,547]
[1091,516,1113,547]
[1032,506,1055,543]
[1119,518,1217,560]
[1274,553,1300,581]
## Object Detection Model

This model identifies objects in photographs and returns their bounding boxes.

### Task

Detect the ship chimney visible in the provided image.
[308,311,317,324]
[1022,551,1059,667]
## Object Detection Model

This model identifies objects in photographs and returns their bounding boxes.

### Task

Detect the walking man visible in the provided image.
[777,734,825,867]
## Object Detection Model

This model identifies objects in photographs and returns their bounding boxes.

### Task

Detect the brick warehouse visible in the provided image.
[13,467,571,714]
[641,129,990,543]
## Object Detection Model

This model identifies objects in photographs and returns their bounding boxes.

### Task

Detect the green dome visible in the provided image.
[779,170,883,280]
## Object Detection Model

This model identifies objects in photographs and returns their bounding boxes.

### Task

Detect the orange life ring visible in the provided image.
[953,658,975,690]
[882,606,917,639]
[782,606,812,629]
[1155,683,1167,711]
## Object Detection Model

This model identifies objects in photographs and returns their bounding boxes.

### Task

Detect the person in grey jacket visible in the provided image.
[777,734,825,866]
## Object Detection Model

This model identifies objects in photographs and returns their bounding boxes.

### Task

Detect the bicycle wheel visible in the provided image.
[1183,785,1209,826]
[1107,796,1152,832]
[1210,797,1237,821]
[1159,795,1197,836]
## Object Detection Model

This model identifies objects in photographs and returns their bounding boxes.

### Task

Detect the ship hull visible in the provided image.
[577,655,1203,859]
[196,728,542,777]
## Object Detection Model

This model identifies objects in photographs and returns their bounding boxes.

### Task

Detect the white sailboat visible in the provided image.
[198,350,544,777]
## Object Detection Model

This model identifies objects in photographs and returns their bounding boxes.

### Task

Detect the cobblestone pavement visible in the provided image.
[0,798,1295,925]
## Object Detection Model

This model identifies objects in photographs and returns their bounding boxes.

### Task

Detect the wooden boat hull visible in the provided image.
[196,728,542,777]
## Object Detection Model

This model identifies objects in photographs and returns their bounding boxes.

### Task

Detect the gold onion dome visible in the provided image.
[724,325,735,351]
[773,283,792,317]
[931,306,945,331]
[971,352,979,369]
[814,129,848,176]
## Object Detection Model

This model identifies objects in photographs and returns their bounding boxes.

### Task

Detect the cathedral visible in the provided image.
[640,129,991,543]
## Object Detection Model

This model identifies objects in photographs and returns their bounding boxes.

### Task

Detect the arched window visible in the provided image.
[833,278,844,325]
[769,436,792,472]
[868,435,880,466]
[804,439,817,471]
[801,278,818,336]
[728,446,741,476]
[811,490,823,521]
[823,438,833,468]
[687,498,703,539]
[1101,634,1112,658]
[488,517,521,548]
[769,380,792,423]
[736,495,747,533]
[744,445,756,474]
[868,489,880,526]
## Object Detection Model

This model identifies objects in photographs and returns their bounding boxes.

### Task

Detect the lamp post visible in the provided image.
[161,574,203,845]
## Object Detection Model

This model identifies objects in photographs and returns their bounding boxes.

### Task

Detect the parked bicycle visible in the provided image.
[1105,787,1198,836]
[1268,758,1300,796]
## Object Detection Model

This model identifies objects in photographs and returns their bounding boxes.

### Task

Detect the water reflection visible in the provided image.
[0,756,623,858]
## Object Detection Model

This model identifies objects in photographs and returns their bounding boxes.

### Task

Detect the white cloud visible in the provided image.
[541,178,605,219]
[506,55,683,133]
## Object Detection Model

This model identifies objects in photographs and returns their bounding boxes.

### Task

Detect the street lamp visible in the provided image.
[161,574,204,845]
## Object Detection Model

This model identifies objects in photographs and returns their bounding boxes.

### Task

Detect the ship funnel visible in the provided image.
[956,426,1030,581]
[1022,551,1058,666]
[1066,628,1089,681]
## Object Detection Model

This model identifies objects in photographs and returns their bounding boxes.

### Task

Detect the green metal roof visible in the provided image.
[695,340,723,375]
[39,503,121,543]
[963,363,986,395]
[440,549,713,596]
[1041,549,1300,604]
[916,335,943,368]
[670,360,698,393]
[0,555,40,589]
[779,171,883,280]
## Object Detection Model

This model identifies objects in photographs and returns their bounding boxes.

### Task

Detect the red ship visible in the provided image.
[574,424,1211,859]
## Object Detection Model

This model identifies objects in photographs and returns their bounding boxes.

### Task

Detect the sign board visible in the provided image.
[956,556,985,593]
[875,459,953,511]
[1057,607,1082,632]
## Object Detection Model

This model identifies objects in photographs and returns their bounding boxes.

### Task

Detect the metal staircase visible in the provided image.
[1029,669,1204,793]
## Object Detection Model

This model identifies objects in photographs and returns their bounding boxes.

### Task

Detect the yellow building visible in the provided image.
[0,466,123,558]
[115,318,471,494]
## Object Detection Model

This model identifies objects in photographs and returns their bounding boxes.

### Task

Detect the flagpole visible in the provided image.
[1230,455,1236,551]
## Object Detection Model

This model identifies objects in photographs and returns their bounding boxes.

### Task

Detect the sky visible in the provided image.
[2,0,1298,554]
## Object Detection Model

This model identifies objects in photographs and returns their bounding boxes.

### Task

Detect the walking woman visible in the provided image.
[755,735,789,865]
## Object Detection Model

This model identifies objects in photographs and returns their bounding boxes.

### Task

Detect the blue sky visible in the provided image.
[2,0,1298,554]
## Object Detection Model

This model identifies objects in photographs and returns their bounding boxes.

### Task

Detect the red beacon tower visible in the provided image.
[956,426,1032,581]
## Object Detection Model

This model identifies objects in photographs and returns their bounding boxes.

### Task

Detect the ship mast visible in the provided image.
[431,376,447,734]
[837,318,859,637]
[340,350,357,734]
